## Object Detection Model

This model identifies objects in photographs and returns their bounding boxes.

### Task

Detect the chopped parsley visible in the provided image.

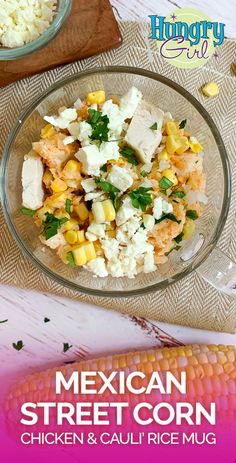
[100,163,108,172]
[179,119,187,129]
[13,340,24,351]
[175,231,184,243]
[120,146,139,165]
[63,343,72,353]
[65,199,71,214]
[186,209,198,220]
[129,187,153,212]
[87,108,109,142]
[150,122,158,130]
[95,178,120,209]
[44,317,50,323]
[159,176,174,192]
[67,251,76,268]
[155,213,181,224]
[141,170,148,177]
[21,207,35,217]
[171,190,186,199]
[42,213,68,240]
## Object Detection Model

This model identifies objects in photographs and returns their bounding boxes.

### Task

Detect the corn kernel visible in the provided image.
[87,90,106,105]
[63,160,81,178]
[107,230,116,238]
[45,193,67,209]
[51,178,67,193]
[92,199,116,223]
[41,124,55,139]
[65,230,77,245]
[176,136,189,155]
[77,230,85,243]
[72,241,96,266]
[75,203,89,221]
[165,121,178,135]
[161,169,178,186]
[158,149,169,161]
[166,134,183,155]
[43,169,53,188]
[202,81,219,97]
[183,220,195,239]
[189,138,203,153]
[64,219,79,231]
[54,209,70,220]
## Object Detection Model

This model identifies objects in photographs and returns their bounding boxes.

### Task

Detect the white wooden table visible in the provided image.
[1,0,236,380]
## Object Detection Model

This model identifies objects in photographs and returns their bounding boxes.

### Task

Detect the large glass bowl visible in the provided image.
[0,0,71,60]
[0,67,231,297]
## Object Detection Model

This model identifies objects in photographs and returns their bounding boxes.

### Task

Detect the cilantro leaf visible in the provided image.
[171,190,186,199]
[120,146,139,165]
[13,340,24,351]
[159,176,174,192]
[186,210,198,220]
[67,251,76,268]
[63,343,72,353]
[155,213,181,224]
[95,178,120,194]
[0,319,8,323]
[87,109,109,142]
[129,187,153,212]
[141,170,148,177]
[174,231,184,243]
[100,164,108,172]
[44,317,50,323]
[65,199,71,214]
[42,213,68,240]
[179,119,187,129]
[150,122,158,130]
[21,208,35,217]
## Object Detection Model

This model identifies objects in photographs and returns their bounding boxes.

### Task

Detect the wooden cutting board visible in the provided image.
[0,0,122,87]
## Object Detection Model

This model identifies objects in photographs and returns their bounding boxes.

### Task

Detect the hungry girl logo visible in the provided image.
[149,8,225,69]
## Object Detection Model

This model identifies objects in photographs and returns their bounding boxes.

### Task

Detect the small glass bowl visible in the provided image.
[0,0,71,60]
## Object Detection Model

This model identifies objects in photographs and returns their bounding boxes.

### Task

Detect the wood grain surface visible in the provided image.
[0,0,122,87]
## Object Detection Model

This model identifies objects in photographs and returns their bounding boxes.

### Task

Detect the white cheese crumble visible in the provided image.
[107,165,133,192]
[85,258,108,278]
[0,0,57,48]
[153,197,173,221]
[44,108,78,130]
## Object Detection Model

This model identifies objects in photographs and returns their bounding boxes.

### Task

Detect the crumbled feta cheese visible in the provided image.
[102,238,120,260]
[86,258,108,278]
[159,160,170,172]
[143,252,157,273]
[75,145,105,176]
[0,0,57,48]
[22,151,44,210]
[85,222,106,242]
[102,100,125,138]
[44,108,77,130]
[143,214,155,231]
[81,178,97,193]
[120,86,143,119]
[100,141,120,161]
[116,197,138,226]
[107,165,133,192]
[77,121,92,146]
[153,197,173,220]
[84,192,103,202]
[40,233,66,250]
[142,162,152,173]
[63,136,76,145]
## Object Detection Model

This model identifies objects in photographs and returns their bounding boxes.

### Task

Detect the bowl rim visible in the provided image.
[1,66,232,298]
[0,0,71,60]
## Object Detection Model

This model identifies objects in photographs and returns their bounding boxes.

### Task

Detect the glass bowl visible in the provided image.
[0,0,71,60]
[0,67,231,297]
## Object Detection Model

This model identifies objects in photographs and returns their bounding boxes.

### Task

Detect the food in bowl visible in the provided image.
[0,0,57,48]
[21,86,207,278]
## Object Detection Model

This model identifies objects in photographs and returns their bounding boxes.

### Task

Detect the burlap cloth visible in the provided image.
[0,22,236,333]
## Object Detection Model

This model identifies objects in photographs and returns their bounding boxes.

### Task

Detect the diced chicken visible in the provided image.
[33,133,74,175]
[22,150,44,210]
[125,100,164,163]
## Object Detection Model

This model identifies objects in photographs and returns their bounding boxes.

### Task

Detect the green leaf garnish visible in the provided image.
[186,210,198,220]
[42,213,68,240]
[179,119,187,129]
[44,317,50,323]
[95,178,120,194]
[65,199,71,214]
[0,319,8,323]
[13,340,24,351]
[67,251,76,268]
[120,146,139,165]
[150,122,158,130]
[171,190,186,199]
[129,187,153,212]
[87,108,109,142]
[63,343,72,353]
[21,208,35,217]
[175,232,184,243]
[100,163,108,172]
[155,213,181,224]
[141,170,148,177]
[159,176,174,192]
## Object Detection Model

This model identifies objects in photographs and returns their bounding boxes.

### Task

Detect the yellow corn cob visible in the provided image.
[5,345,236,431]
[87,90,106,105]
[92,199,116,223]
